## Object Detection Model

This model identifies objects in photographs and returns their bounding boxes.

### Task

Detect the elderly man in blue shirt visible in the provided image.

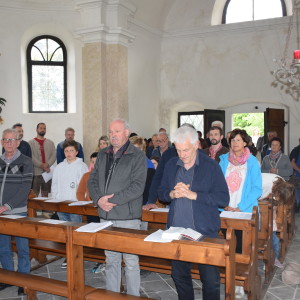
[158,125,229,300]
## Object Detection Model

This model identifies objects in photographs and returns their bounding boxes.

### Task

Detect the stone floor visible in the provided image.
[0,213,299,300]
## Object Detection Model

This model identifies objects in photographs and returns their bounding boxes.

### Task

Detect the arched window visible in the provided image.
[222,0,287,24]
[27,35,67,113]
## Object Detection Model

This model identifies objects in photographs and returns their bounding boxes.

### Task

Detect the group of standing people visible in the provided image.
[0,119,299,300]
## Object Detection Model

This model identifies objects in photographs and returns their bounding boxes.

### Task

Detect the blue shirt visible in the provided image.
[172,153,199,229]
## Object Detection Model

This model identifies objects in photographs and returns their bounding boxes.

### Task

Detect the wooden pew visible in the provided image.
[0,216,78,299]
[142,207,261,300]
[28,198,262,299]
[71,226,236,300]
[219,207,261,300]
[0,215,236,300]
[27,198,98,218]
[0,217,149,300]
[275,203,288,262]
[286,190,296,242]
[258,198,275,283]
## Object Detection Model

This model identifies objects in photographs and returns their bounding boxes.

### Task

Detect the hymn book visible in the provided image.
[162,226,204,241]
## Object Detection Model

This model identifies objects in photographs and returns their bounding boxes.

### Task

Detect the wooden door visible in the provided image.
[204,109,226,136]
[265,108,285,142]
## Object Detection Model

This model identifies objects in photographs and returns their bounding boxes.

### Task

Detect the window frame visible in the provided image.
[178,111,204,132]
[26,35,67,113]
[222,0,287,24]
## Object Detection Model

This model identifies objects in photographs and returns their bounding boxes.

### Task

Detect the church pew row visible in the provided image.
[0,217,150,300]
[143,206,261,300]
[220,207,261,300]
[0,216,236,300]
[257,198,275,283]
[71,226,237,300]
[27,198,261,299]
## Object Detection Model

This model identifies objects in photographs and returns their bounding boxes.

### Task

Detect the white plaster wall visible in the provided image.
[128,24,161,138]
[0,5,84,148]
[160,0,300,149]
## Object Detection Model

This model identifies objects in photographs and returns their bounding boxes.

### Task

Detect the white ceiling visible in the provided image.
[0,0,177,31]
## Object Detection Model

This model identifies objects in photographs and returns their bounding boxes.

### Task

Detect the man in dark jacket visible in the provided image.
[158,126,229,300]
[0,128,33,294]
[88,119,147,296]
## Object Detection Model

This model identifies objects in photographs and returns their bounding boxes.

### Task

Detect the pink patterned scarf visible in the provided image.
[228,147,250,166]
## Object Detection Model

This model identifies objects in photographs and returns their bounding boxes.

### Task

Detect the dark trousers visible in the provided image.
[221,228,243,253]
[171,260,220,300]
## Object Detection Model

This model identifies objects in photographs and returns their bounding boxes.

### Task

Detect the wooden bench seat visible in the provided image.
[220,207,261,300]
[257,198,275,283]
[71,227,236,300]
[28,198,262,299]
[0,268,68,299]
[276,203,288,262]
[0,268,150,300]
[85,289,151,300]
[2,215,236,299]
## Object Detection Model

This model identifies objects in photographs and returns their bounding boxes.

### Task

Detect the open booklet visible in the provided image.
[144,227,204,243]
[162,226,203,241]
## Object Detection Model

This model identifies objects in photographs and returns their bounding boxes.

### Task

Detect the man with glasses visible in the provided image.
[0,129,33,294]
[1,123,31,158]
[152,132,170,158]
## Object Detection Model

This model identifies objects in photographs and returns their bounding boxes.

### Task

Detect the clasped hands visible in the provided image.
[169,182,197,200]
[40,163,51,173]
[97,194,116,212]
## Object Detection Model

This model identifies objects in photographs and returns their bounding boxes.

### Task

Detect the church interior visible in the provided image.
[0,0,300,299]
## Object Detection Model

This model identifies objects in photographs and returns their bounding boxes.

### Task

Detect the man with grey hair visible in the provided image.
[152,132,170,158]
[1,123,32,158]
[146,133,159,158]
[0,128,33,294]
[56,127,84,164]
[158,126,229,300]
[88,118,147,296]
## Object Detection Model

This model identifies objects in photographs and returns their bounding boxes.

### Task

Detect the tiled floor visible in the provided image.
[0,213,299,300]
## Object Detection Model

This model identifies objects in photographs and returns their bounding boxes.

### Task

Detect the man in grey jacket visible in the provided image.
[88,119,147,296]
[0,128,33,294]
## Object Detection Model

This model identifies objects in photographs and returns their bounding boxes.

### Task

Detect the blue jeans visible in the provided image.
[57,212,82,223]
[101,219,141,296]
[0,212,30,274]
[172,260,220,300]
[272,231,280,259]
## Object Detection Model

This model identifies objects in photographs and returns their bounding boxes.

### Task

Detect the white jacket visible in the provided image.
[51,158,88,201]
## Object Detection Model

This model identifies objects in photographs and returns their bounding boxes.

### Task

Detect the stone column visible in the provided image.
[74,0,135,159]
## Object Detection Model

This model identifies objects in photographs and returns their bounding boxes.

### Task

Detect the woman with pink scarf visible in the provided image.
[219,129,262,297]
[219,128,262,214]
